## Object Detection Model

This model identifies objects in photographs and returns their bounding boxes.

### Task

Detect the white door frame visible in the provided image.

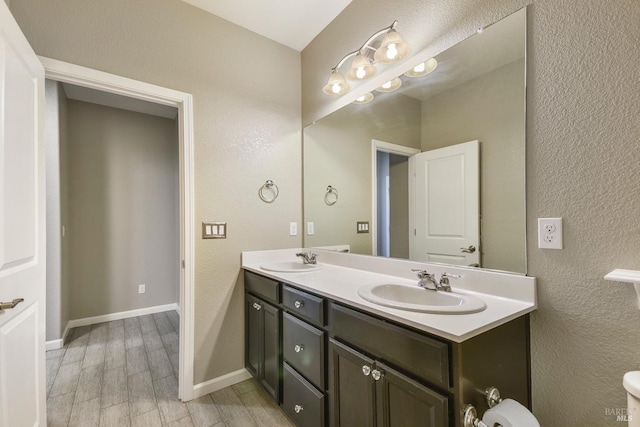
[40,57,196,401]
[371,140,420,256]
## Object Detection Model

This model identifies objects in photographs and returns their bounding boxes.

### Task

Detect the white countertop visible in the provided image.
[242,249,537,343]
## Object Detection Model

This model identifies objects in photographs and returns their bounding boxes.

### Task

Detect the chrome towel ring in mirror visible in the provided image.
[325,185,338,206]
[259,180,279,203]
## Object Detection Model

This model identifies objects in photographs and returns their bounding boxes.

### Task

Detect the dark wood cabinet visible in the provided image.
[329,339,448,427]
[246,292,281,402]
[243,270,530,427]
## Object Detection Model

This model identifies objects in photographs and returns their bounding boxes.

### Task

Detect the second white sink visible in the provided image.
[358,283,486,314]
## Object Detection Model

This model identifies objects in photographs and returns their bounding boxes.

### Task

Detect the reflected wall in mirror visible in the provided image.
[303,8,526,274]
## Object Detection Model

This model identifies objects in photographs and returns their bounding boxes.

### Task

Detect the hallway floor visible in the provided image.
[46,311,294,427]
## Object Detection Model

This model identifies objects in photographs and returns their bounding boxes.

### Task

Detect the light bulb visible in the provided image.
[332,83,341,94]
[382,81,392,89]
[386,43,398,60]
[413,63,426,73]
[356,67,366,79]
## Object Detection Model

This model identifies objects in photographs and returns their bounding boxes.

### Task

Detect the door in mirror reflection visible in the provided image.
[410,141,479,266]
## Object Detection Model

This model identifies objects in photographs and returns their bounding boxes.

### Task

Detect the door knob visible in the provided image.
[362,365,371,376]
[294,300,304,309]
[294,344,304,353]
[294,404,304,413]
[460,245,476,253]
[0,298,24,311]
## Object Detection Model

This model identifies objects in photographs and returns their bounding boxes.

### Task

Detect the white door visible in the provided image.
[0,3,46,427]
[410,140,480,266]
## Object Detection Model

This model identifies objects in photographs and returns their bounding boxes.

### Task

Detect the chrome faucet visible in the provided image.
[412,269,460,292]
[296,251,317,265]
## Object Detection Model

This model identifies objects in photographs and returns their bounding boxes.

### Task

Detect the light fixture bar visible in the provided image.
[323,20,409,96]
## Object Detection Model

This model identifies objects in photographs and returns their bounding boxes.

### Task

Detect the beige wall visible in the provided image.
[66,100,180,319]
[303,0,640,425]
[10,0,301,383]
[421,59,526,273]
[303,94,420,254]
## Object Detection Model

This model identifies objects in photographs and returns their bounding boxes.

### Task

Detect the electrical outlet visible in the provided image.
[538,218,563,249]
[289,222,298,236]
[138,284,146,294]
[306,222,315,236]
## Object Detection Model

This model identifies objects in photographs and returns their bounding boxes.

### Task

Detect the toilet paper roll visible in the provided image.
[482,399,540,427]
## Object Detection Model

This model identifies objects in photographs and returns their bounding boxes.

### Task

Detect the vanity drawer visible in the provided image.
[282,285,325,326]
[244,271,280,304]
[283,362,325,427]
[283,312,325,390]
[329,303,450,390]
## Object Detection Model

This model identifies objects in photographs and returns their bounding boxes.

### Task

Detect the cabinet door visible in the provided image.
[375,361,448,427]
[246,293,263,379]
[246,293,281,402]
[329,339,376,427]
[262,301,281,402]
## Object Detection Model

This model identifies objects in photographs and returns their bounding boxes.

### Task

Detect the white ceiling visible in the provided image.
[181,0,352,51]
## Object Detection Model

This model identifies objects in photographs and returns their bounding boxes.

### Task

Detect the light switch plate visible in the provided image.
[538,218,563,249]
[306,222,315,236]
[202,222,227,239]
[289,222,298,236]
[357,221,370,234]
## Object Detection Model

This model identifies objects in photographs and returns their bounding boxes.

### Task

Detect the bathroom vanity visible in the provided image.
[242,249,536,427]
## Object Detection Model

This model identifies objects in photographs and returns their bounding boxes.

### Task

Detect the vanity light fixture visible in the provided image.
[322,21,410,96]
[353,92,374,104]
[375,77,402,93]
[404,57,438,78]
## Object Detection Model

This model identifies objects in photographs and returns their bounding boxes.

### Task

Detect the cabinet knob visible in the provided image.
[253,302,262,311]
[362,365,371,376]
[294,404,304,414]
[294,300,304,309]
[294,344,304,353]
[371,369,383,381]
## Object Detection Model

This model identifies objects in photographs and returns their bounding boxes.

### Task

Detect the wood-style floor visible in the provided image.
[46,311,294,427]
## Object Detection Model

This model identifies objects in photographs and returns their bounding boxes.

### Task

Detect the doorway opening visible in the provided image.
[371,140,420,258]
[42,58,195,401]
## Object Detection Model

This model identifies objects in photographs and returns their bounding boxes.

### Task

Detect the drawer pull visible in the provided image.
[294,300,305,309]
[371,369,383,381]
[294,344,304,353]
[362,365,371,376]
[294,404,304,413]
[252,302,262,311]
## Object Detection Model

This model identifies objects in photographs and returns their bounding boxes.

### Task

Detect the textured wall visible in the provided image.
[66,100,179,319]
[421,60,526,273]
[303,0,640,425]
[10,0,302,383]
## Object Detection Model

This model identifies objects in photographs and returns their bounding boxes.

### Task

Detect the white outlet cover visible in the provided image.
[289,222,298,236]
[307,222,315,236]
[538,218,563,249]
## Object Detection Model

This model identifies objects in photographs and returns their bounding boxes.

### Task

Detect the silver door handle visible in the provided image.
[371,369,383,381]
[460,245,476,253]
[362,365,371,376]
[294,404,304,413]
[252,302,262,311]
[0,298,24,311]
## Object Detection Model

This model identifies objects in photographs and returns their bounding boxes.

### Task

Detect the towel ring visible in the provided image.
[259,180,279,203]
[324,186,338,206]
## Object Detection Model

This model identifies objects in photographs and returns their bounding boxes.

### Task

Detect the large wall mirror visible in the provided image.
[303,8,527,274]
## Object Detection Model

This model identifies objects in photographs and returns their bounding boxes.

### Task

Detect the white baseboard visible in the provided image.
[46,322,73,350]
[64,303,180,331]
[192,369,252,399]
[45,339,63,351]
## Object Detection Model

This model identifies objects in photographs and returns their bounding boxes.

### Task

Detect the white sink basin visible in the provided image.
[260,261,323,273]
[357,283,486,314]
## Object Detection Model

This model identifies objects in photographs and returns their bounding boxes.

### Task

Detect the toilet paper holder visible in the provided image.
[463,386,503,427]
